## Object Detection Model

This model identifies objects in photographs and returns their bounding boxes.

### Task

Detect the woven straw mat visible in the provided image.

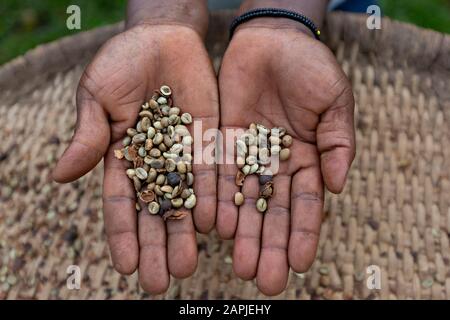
[0,11,449,300]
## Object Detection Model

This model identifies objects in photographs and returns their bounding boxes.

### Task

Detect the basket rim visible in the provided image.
[0,11,449,92]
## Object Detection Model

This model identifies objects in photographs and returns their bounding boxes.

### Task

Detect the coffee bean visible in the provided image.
[167,172,181,187]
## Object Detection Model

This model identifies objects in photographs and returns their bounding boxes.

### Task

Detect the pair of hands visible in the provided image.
[53,19,355,296]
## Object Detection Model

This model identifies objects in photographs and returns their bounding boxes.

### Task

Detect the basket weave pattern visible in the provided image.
[0,12,449,299]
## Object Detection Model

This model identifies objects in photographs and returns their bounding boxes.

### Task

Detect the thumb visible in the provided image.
[317,87,355,194]
[52,85,110,183]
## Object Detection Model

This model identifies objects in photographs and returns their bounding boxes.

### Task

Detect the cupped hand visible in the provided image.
[217,26,355,295]
[53,24,219,294]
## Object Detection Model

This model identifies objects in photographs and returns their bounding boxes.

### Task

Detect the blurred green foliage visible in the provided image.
[0,0,449,65]
[0,0,125,65]
[379,0,450,34]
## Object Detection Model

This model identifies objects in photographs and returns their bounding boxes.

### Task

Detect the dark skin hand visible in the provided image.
[52,0,219,294]
[217,0,355,295]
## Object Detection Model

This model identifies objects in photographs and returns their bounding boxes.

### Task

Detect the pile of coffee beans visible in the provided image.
[233,123,292,213]
[114,85,195,220]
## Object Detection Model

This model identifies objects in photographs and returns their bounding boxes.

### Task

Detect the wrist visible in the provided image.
[236,0,328,38]
[126,0,209,38]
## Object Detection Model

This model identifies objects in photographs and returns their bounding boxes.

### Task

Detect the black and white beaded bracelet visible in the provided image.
[229,7,321,40]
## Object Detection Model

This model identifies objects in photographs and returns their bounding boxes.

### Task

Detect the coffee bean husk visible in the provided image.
[114,85,195,220]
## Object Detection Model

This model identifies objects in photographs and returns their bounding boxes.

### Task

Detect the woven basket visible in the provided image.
[0,11,449,300]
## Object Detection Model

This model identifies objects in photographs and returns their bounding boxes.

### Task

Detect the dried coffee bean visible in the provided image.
[246,155,257,165]
[153,121,163,130]
[141,117,151,131]
[138,147,147,157]
[127,128,137,137]
[167,172,181,187]
[180,113,193,124]
[171,185,181,198]
[165,158,176,172]
[122,136,131,147]
[171,198,183,208]
[163,135,173,148]
[260,182,273,198]
[280,148,290,161]
[234,192,244,206]
[177,162,187,173]
[180,188,192,199]
[160,185,173,193]
[184,194,196,209]
[186,172,194,186]
[136,121,143,132]
[160,199,172,213]
[149,148,161,158]
[161,117,169,128]
[169,107,180,116]
[132,133,147,144]
[135,168,148,180]
[175,125,190,137]
[160,85,172,96]
[242,165,251,175]
[147,182,156,191]
[148,201,160,215]
[156,174,166,185]
[139,110,153,119]
[182,135,193,146]
[259,175,273,185]
[235,171,245,187]
[149,99,159,109]
[126,169,135,179]
[150,157,165,169]
[249,163,259,174]
[145,139,153,150]
[170,143,183,154]
[158,143,167,152]
[256,198,268,213]
[147,127,156,139]
[282,135,293,147]
[157,96,167,105]
[154,185,163,196]
[153,132,163,145]
[133,176,141,191]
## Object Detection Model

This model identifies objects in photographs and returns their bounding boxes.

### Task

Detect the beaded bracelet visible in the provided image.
[229,7,321,40]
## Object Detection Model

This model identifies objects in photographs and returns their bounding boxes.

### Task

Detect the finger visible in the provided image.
[192,126,217,233]
[166,213,198,278]
[216,128,240,239]
[138,205,170,294]
[164,47,219,234]
[317,86,355,193]
[288,162,324,273]
[102,141,139,275]
[53,84,110,183]
[233,175,262,280]
[256,174,290,296]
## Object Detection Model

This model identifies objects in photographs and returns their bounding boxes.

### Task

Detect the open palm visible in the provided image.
[217,27,355,295]
[53,24,219,294]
